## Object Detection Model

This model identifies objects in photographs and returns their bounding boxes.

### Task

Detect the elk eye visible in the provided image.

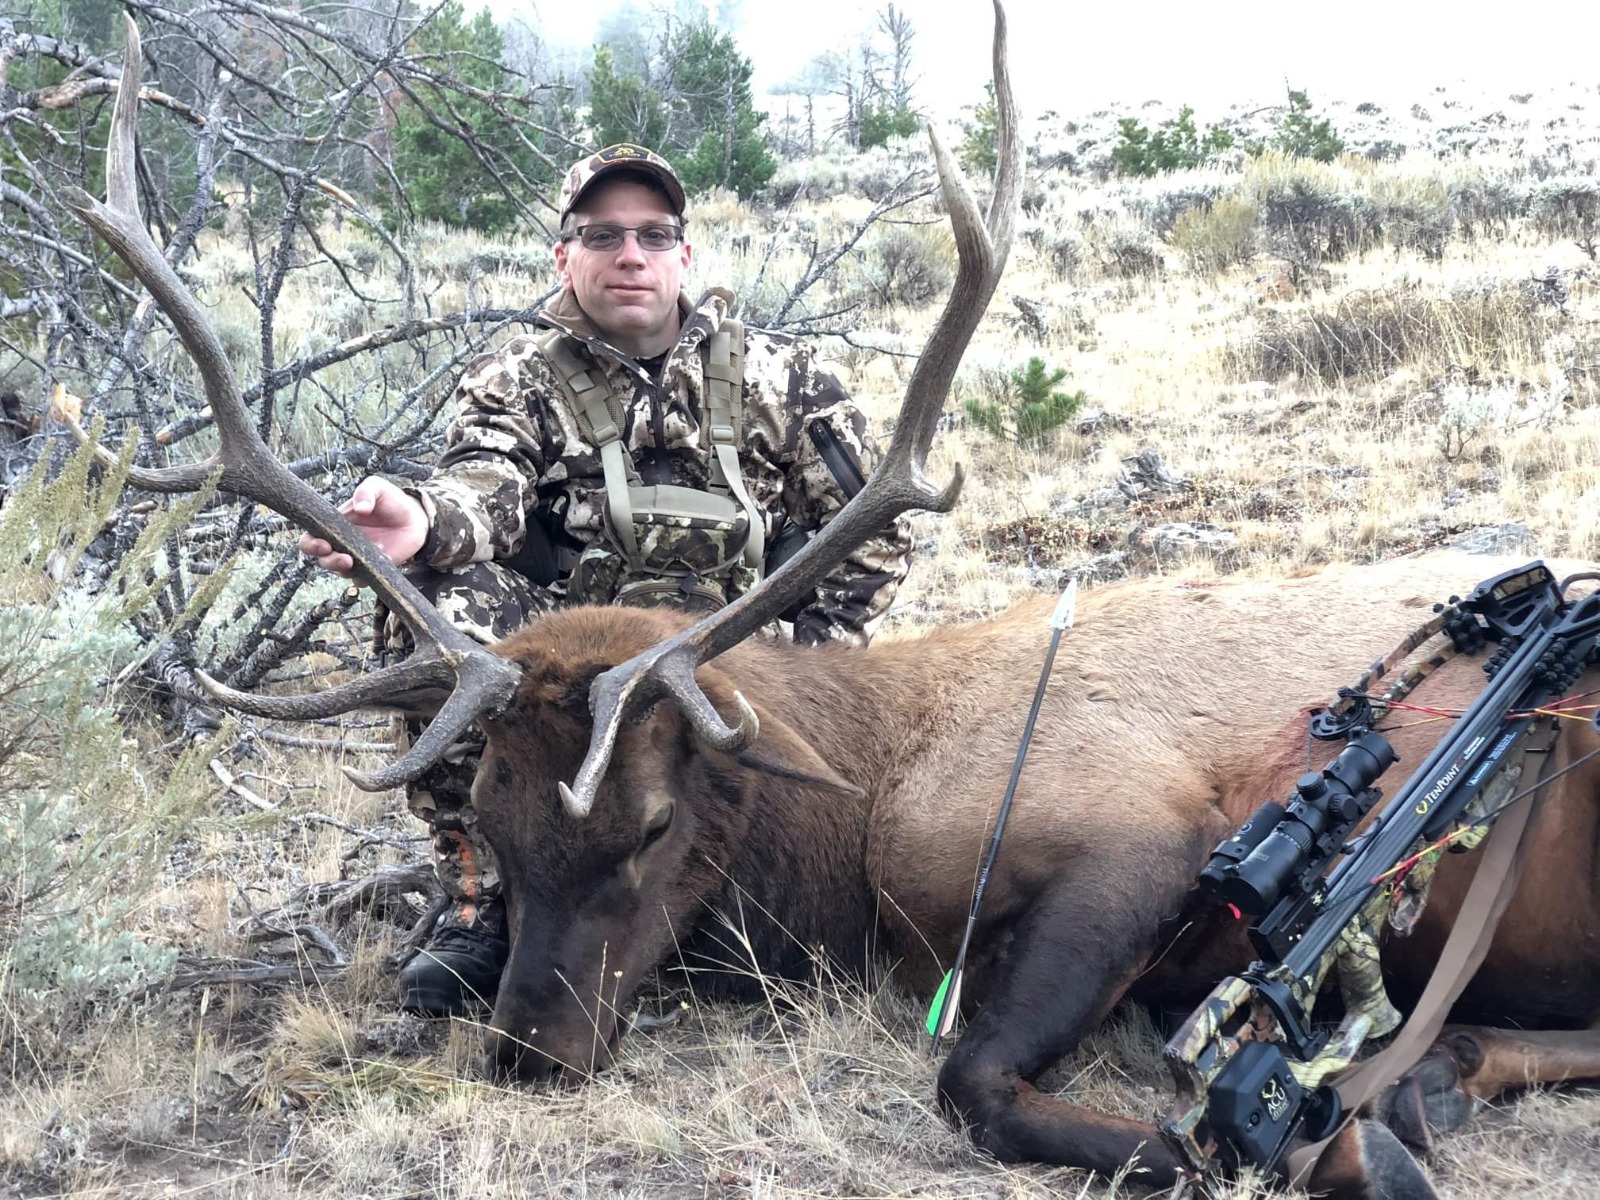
[640,805,674,850]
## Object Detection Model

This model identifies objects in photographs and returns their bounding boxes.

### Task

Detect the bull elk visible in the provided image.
[65,10,1600,1200]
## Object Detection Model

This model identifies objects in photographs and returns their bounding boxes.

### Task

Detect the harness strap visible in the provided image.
[1284,715,1563,1186]
[536,321,763,575]
[703,318,764,574]
[538,328,645,561]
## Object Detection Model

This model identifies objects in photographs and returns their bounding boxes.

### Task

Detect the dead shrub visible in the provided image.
[861,225,956,310]
[1245,155,1373,265]
[1144,182,1227,237]
[1095,224,1163,279]
[1171,196,1258,275]
[1369,178,1455,260]
[1449,177,1525,240]
[1240,284,1562,382]
[1529,177,1600,261]
[1021,223,1086,281]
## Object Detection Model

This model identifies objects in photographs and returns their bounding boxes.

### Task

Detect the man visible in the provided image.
[301,144,912,1016]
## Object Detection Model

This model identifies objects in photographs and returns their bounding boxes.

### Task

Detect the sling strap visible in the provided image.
[703,318,764,572]
[537,330,644,559]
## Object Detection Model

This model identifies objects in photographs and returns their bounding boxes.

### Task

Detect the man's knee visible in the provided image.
[427,560,555,643]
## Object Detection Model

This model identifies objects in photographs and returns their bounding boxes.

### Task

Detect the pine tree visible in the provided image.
[957,82,998,176]
[1273,89,1344,162]
[1112,106,1234,177]
[964,358,1085,448]
[589,45,670,148]
[386,1,556,231]
[587,18,775,199]
[859,102,919,150]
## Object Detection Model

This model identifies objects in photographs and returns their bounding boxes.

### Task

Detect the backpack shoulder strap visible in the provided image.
[535,328,642,559]
[701,318,763,572]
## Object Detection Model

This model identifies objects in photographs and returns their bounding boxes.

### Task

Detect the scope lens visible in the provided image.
[1220,821,1313,914]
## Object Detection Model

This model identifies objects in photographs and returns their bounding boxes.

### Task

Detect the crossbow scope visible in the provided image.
[1199,731,1397,915]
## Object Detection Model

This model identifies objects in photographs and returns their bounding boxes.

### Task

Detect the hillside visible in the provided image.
[4,70,1600,1200]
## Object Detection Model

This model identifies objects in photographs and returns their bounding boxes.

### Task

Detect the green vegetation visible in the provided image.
[958,82,1000,176]
[1171,196,1259,274]
[0,439,215,1025]
[387,1,562,231]
[1113,106,1234,177]
[964,357,1086,447]
[859,102,920,150]
[1265,89,1345,163]
[589,44,669,150]
[589,20,776,199]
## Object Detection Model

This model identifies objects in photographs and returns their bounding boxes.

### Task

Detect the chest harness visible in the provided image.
[534,320,766,606]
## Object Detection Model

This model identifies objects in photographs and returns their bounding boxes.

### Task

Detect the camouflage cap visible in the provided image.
[558,144,687,223]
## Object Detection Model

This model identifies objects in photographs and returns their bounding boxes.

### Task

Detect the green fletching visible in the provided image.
[926,970,954,1038]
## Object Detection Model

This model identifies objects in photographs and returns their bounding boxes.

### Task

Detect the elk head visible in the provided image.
[464,607,863,1079]
[65,2,1020,1077]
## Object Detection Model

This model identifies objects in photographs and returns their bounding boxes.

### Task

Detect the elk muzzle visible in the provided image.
[483,1002,622,1084]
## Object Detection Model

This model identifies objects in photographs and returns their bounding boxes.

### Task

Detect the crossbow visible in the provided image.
[1161,561,1600,1179]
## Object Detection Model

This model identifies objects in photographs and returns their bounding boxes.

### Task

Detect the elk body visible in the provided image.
[64,11,1600,1198]
[471,556,1600,1194]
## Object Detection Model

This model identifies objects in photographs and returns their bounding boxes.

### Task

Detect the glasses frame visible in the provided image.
[563,222,686,253]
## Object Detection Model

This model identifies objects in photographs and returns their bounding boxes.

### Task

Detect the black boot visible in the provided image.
[397,898,509,1017]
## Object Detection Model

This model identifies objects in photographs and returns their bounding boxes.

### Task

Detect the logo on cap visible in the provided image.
[598,144,649,162]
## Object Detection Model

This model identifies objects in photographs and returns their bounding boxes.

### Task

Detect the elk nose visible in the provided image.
[482,1021,620,1086]
[482,1025,560,1085]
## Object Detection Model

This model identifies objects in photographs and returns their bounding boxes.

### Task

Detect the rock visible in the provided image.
[1074,409,1133,437]
[1219,380,1277,402]
[1066,549,1132,585]
[1052,486,1130,520]
[1129,521,1240,565]
[1118,448,1190,497]
[1005,564,1066,591]
[1448,524,1537,556]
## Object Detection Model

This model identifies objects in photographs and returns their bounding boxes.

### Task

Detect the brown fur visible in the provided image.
[462,554,1600,1196]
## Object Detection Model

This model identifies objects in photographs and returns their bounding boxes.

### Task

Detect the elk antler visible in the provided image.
[60,16,521,791]
[558,0,1023,819]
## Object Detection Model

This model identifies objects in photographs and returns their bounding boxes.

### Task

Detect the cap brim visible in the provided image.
[562,160,687,222]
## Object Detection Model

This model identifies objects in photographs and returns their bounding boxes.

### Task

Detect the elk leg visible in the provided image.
[1370,1026,1600,1153]
[1305,1120,1440,1200]
[936,872,1185,1185]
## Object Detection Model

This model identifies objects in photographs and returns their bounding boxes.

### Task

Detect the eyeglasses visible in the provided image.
[564,223,685,252]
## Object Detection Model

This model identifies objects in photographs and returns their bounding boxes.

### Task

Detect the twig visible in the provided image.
[126,957,346,1002]
[211,757,276,811]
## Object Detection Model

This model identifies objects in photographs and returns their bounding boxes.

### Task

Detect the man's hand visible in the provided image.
[299,476,429,581]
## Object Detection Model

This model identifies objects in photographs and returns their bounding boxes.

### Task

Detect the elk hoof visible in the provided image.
[1307,1118,1439,1200]
[1367,1040,1481,1153]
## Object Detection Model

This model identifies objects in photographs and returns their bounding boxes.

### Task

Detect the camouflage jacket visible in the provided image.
[411,288,912,646]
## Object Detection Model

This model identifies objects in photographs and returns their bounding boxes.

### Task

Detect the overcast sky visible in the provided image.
[484,0,1600,122]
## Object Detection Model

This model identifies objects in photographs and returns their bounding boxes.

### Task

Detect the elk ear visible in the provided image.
[697,667,862,799]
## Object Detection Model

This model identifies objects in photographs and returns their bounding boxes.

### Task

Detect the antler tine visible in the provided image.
[195,655,458,721]
[560,0,1021,819]
[60,17,521,788]
[891,0,1019,475]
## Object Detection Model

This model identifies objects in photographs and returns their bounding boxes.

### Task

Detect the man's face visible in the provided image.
[554,179,691,357]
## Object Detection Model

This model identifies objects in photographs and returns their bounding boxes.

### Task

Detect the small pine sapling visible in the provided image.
[964,357,1086,447]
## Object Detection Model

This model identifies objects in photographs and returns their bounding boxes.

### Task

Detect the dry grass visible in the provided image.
[9,137,1600,1199]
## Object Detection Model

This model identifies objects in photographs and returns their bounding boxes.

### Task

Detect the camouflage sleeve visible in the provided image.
[770,342,913,648]
[410,341,548,570]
